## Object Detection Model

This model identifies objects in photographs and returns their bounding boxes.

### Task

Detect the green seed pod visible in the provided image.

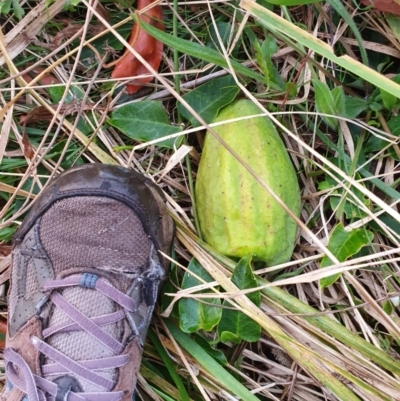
[195,99,301,266]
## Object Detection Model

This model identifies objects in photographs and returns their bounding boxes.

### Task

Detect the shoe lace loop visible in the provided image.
[4,273,136,401]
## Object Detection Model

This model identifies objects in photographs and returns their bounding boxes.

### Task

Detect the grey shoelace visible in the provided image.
[4,273,138,401]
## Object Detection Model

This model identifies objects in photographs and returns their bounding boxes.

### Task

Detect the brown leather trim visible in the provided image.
[113,337,143,401]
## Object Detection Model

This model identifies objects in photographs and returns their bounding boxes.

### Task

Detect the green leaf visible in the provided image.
[49,85,84,104]
[264,0,368,65]
[382,300,394,315]
[0,226,16,242]
[343,96,369,119]
[165,320,261,401]
[369,213,400,242]
[313,119,400,200]
[312,80,338,129]
[219,331,240,343]
[319,174,370,220]
[388,145,400,162]
[179,258,222,333]
[206,22,239,57]
[177,75,239,128]
[254,36,285,90]
[11,0,24,19]
[0,0,24,19]
[0,0,12,14]
[217,256,261,343]
[80,13,133,66]
[320,223,373,288]
[192,334,228,366]
[253,40,270,89]
[66,0,81,7]
[331,86,346,117]
[380,88,398,111]
[261,36,285,89]
[329,196,367,220]
[285,81,298,99]
[108,101,183,148]
[327,0,368,66]
[138,19,272,89]
[386,15,400,43]
[387,115,400,136]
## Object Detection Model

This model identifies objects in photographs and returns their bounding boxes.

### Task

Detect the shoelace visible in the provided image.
[4,273,138,401]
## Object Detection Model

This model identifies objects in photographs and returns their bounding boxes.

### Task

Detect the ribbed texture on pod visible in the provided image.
[195,100,301,266]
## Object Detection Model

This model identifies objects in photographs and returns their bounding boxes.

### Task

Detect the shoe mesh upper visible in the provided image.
[46,286,118,391]
[39,196,151,276]
[25,258,39,300]
[8,249,19,318]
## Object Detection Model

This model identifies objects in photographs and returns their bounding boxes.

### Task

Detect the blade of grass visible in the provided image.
[140,363,192,401]
[240,0,400,98]
[0,182,36,199]
[137,19,273,89]
[147,327,190,401]
[151,388,178,401]
[326,0,369,66]
[312,120,400,199]
[164,319,263,401]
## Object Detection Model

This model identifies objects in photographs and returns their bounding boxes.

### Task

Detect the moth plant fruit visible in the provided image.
[195,99,301,266]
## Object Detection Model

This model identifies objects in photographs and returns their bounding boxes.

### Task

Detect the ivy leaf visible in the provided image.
[217,255,261,343]
[320,223,373,288]
[108,101,183,148]
[177,75,240,128]
[179,258,222,333]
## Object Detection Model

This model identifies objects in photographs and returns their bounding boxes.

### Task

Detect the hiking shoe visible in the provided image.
[2,163,174,401]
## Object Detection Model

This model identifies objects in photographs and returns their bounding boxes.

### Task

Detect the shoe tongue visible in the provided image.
[45,282,120,392]
[53,376,82,400]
